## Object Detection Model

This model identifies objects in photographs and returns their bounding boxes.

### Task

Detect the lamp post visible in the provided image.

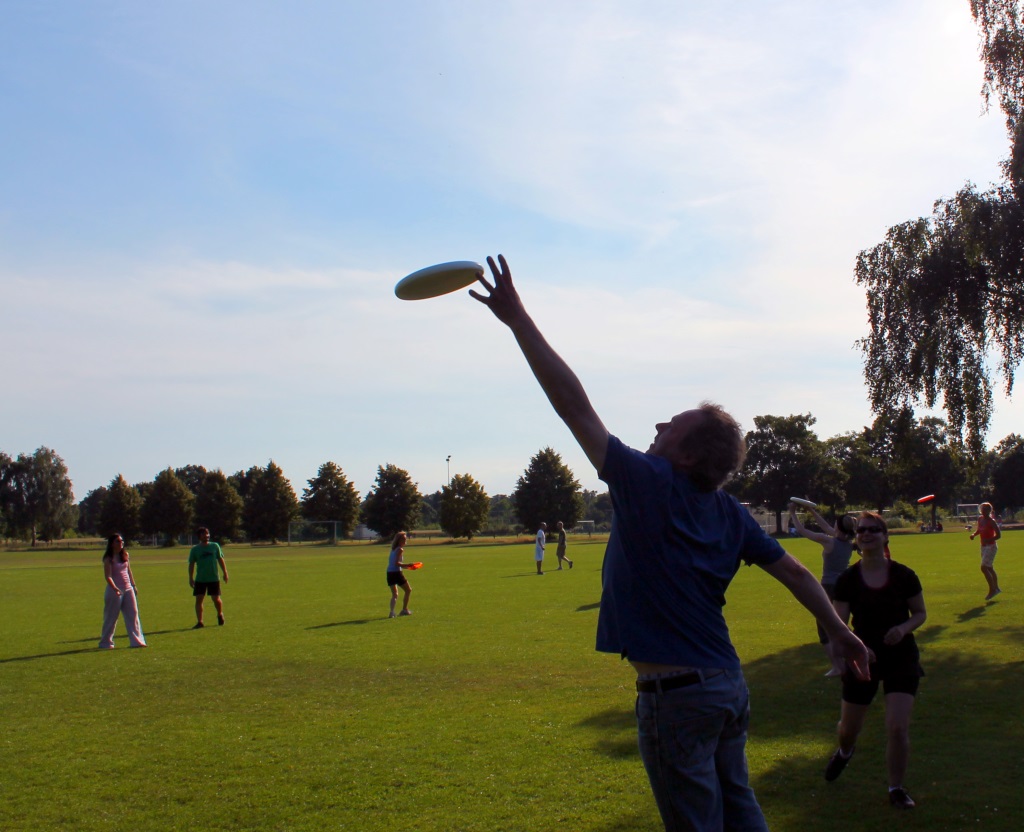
[446,455,452,485]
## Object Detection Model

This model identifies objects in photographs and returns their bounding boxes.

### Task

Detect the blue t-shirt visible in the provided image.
[595,435,785,668]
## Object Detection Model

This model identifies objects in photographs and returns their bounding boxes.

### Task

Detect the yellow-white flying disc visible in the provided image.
[395,261,482,301]
[790,497,817,509]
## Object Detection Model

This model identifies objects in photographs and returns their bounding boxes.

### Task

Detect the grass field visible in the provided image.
[1,532,1021,831]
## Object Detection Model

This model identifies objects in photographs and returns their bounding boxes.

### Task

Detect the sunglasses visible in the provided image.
[856,525,884,534]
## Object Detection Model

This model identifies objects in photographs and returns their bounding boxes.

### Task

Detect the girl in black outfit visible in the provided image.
[823,511,926,810]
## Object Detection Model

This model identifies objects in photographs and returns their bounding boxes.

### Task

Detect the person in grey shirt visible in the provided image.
[789,503,856,676]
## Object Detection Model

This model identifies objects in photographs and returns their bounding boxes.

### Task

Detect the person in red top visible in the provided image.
[969,502,1002,600]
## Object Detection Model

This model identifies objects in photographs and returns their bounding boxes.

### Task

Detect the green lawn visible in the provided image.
[1,532,1020,831]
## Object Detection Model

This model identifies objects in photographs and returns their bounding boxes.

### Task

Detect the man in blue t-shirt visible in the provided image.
[471,255,869,832]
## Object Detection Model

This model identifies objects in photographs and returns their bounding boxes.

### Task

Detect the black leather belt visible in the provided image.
[636,672,702,693]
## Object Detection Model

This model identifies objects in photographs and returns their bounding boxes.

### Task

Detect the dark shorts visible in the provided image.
[386,571,408,588]
[193,580,221,597]
[841,663,923,705]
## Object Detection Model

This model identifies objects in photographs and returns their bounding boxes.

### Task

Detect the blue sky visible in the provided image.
[1,0,1016,503]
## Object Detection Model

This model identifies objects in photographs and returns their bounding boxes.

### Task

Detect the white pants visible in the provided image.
[99,586,146,648]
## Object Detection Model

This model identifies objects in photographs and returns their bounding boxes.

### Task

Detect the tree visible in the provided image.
[174,464,208,494]
[861,408,966,512]
[100,474,143,540]
[360,464,421,539]
[0,448,77,544]
[439,473,490,539]
[488,494,516,530]
[733,415,837,532]
[194,470,244,541]
[856,2,1024,457]
[242,461,300,543]
[512,447,584,534]
[77,487,109,536]
[300,461,361,538]
[140,468,195,544]
[989,433,1024,509]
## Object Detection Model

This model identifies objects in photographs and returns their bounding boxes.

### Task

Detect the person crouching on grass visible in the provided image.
[824,511,927,810]
[387,531,413,617]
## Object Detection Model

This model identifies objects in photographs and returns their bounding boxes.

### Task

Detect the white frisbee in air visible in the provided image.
[395,261,483,301]
[790,497,817,509]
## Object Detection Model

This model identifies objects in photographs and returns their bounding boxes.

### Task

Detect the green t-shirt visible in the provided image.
[188,542,224,583]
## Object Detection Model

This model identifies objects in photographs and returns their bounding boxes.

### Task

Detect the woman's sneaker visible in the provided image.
[824,748,853,781]
[889,787,915,809]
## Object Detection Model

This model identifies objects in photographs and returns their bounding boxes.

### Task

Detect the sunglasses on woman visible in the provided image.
[856,525,883,534]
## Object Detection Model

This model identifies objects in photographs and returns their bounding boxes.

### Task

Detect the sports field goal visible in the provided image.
[287,520,347,545]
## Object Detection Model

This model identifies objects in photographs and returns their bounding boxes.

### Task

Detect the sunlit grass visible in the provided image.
[1,532,1019,831]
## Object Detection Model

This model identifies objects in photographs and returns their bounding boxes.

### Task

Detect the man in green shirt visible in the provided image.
[188,527,229,628]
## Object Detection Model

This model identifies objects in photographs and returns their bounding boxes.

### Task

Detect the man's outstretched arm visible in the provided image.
[470,254,609,473]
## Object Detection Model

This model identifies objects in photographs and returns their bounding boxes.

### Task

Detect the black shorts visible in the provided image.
[386,571,408,587]
[193,580,221,597]
[841,663,923,705]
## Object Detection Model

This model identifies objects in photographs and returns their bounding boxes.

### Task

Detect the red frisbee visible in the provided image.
[407,562,423,570]
[917,494,936,504]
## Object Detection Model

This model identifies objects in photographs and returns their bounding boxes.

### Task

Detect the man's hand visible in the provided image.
[829,627,871,680]
[469,254,525,329]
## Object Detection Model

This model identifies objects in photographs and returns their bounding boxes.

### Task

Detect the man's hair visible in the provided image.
[681,402,746,491]
[196,526,210,536]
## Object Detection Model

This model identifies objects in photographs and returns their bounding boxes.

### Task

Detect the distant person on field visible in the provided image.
[386,531,413,617]
[788,503,856,676]
[535,522,547,575]
[99,533,147,649]
[188,527,229,628]
[969,502,1002,600]
[824,511,926,811]
[470,255,869,832]
[555,521,573,570]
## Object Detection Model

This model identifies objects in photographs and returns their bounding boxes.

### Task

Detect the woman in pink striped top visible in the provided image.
[98,533,147,649]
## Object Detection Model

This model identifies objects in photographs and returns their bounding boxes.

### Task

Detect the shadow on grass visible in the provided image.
[0,647,105,663]
[574,625,1024,830]
[576,601,601,612]
[306,618,380,629]
[57,627,196,645]
[957,604,989,623]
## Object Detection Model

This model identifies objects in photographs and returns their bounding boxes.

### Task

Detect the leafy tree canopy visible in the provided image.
[242,461,299,543]
[360,464,421,540]
[100,474,143,540]
[512,447,584,534]
[857,2,1024,456]
[439,473,490,540]
[0,448,77,544]
[300,461,361,537]
[140,468,195,543]
[195,470,244,541]
[733,414,839,532]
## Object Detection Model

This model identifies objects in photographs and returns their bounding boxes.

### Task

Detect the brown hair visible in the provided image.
[681,402,747,491]
[858,510,888,538]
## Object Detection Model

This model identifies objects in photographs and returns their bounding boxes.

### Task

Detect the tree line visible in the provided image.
[0,447,589,546]
[5,407,1024,545]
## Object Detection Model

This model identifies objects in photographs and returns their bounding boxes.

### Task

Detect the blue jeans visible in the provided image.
[635,669,768,832]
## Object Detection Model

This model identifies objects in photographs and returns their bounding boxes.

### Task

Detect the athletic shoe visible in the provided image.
[569,561,573,569]
[388,612,397,619]
[825,748,853,781]
[192,622,205,629]
[985,589,1002,601]
[218,614,225,626]
[399,609,412,616]
[889,787,916,809]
